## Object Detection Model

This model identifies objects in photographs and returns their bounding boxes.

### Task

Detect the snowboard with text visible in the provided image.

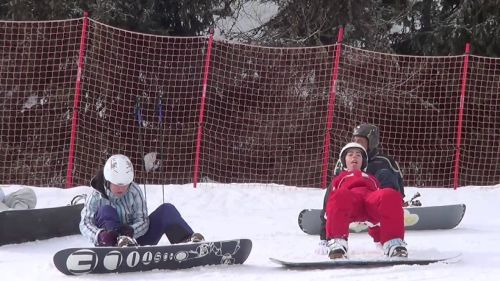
[53,238,252,275]
[298,204,466,235]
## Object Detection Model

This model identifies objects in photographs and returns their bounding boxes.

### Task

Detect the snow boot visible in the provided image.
[383,238,408,258]
[117,235,139,247]
[327,238,348,259]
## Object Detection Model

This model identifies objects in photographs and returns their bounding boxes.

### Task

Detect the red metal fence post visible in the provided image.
[453,43,470,189]
[193,29,214,188]
[321,27,344,189]
[65,12,89,188]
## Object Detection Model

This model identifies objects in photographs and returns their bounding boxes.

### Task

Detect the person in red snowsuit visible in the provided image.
[325,142,407,259]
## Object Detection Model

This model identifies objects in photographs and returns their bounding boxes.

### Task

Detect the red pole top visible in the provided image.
[337,27,344,43]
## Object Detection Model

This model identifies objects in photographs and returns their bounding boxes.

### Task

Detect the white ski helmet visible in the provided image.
[340,142,368,170]
[103,154,134,185]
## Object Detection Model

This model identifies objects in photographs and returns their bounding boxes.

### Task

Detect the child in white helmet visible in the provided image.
[324,143,407,259]
[317,123,405,254]
[80,154,203,247]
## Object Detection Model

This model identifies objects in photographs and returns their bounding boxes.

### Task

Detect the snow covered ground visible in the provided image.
[1,183,499,280]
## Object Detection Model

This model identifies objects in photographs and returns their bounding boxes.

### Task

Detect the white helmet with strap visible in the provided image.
[103,154,134,185]
[340,142,368,171]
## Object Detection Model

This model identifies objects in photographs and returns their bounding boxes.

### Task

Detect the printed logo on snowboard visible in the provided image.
[348,210,420,232]
[56,240,251,275]
[174,243,224,262]
[125,251,141,268]
[66,249,98,275]
[141,251,153,265]
[66,242,240,273]
[404,209,419,226]
[98,249,177,270]
[154,252,162,263]
[103,250,123,270]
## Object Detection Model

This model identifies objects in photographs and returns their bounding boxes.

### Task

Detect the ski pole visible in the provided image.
[156,95,166,203]
[134,96,148,201]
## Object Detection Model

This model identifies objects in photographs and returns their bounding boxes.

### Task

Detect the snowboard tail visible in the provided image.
[53,238,252,275]
[0,204,83,246]
[298,204,466,235]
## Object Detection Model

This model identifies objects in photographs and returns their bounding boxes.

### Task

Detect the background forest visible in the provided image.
[0,0,499,56]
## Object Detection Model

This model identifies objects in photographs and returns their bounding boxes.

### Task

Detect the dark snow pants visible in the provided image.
[95,203,194,245]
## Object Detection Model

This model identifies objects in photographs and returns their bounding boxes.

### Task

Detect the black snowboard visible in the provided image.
[298,204,466,235]
[53,239,253,275]
[269,252,461,269]
[0,204,83,246]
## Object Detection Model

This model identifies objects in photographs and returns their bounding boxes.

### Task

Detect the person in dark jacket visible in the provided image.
[332,124,404,195]
[80,154,204,247]
[316,124,405,254]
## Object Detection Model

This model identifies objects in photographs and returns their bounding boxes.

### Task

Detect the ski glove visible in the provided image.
[314,240,329,255]
[116,224,134,238]
[97,229,119,246]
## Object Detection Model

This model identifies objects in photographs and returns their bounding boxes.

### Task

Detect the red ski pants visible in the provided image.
[325,188,404,244]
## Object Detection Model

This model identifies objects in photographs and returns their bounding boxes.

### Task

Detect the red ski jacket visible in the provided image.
[331,170,380,196]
